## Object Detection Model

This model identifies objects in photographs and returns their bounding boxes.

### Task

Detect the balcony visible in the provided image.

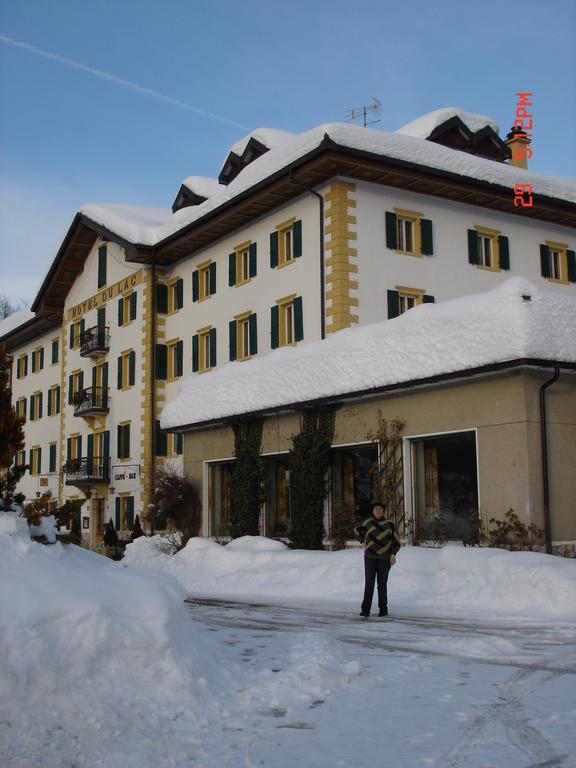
[73,386,110,417]
[80,326,110,357]
[64,457,110,486]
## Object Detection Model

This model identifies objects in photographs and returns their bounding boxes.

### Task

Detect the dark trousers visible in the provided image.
[361,556,391,614]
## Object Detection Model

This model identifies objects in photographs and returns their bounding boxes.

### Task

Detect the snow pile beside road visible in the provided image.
[125,535,576,622]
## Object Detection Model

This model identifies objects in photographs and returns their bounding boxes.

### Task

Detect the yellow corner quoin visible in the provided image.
[66,269,143,321]
[325,180,359,333]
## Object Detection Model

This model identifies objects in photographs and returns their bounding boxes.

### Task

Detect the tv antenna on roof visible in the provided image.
[345,97,382,127]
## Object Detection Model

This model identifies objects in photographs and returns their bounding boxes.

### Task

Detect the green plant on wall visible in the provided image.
[230,418,264,537]
[366,412,405,530]
[288,407,336,550]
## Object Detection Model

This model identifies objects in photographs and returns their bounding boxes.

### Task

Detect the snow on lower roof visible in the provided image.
[161,278,576,430]
[396,107,500,139]
[79,203,173,245]
[181,176,224,199]
[0,308,35,340]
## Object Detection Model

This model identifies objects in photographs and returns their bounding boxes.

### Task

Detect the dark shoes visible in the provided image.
[359,611,370,618]
[378,609,388,617]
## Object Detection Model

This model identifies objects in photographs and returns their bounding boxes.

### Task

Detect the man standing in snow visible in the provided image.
[355,501,401,618]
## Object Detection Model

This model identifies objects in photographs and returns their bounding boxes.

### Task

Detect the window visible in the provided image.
[540,242,576,283]
[271,296,304,348]
[192,327,216,372]
[68,370,84,405]
[263,457,291,538]
[16,354,28,379]
[118,292,137,326]
[330,444,379,524]
[49,443,57,473]
[167,432,183,457]
[387,287,434,319]
[385,210,434,256]
[209,461,234,536]
[51,338,59,365]
[117,422,131,460]
[68,434,82,460]
[69,319,85,349]
[117,350,136,390]
[193,261,216,302]
[467,227,510,271]
[97,244,107,289]
[115,495,135,532]
[29,391,43,421]
[167,279,184,314]
[16,397,27,420]
[29,446,42,475]
[31,347,44,373]
[270,220,302,268]
[47,385,61,416]
[229,243,257,286]
[229,313,257,361]
[15,449,26,467]
[167,340,184,381]
[410,431,478,541]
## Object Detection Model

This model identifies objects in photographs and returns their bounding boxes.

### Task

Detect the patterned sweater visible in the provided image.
[354,516,401,559]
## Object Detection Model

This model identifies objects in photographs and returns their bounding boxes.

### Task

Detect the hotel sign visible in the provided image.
[66,270,143,321]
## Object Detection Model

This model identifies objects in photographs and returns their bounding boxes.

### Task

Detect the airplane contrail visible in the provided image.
[0,33,249,132]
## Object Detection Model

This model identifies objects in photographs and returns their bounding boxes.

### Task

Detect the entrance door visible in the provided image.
[92,498,105,544]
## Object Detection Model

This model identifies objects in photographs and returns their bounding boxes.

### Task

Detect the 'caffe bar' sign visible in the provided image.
[66,270,143,321]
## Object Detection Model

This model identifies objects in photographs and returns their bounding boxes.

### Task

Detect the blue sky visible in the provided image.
[1,0,575,304]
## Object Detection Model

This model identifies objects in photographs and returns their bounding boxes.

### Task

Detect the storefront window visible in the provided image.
[265,458,290,538]
[209,461,234,537]
[330,445,378,538]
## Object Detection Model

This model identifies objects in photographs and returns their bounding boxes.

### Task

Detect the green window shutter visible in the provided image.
[156,344,167,380]
[103,363,109,388]
[49,444,57,473]
[56,386,60,414]
[209,328,217,368]
[39,348,44,370]
[540,245,551,277]
[115,498,121,530]
[271,306,279,349]
[468,229,480,264]
[51,339,59,364]
[566,250,576,283]
[24,354,28,376]
[79,371,84,392]
[125,425,131,459]
[420,219,434,255]
[103,430,110,458]
[387,289,400,319]
[92,366,97,391]
[29,395,35,421]
[229,320,237,361]
[192,270,199,302]
[80,320,85,340]
[192,335,199,372]
[118,297,124,327]
[249,313,258,356]
[117,355,123,389]
[23,399,27,418]
[87,433,94,460]
[176,433,183,455]
[37,447,42,474]
[385,212,397,250]
[156,284,168,313]
[67,438,71,462]
[68,374,73,404]
[228,252,237,286]
[69,324,74,349]
[29,449,33,471]
[498,236,510,270]
[130,292,137,321]
[32,351,36,373]
[249,242,257,277]
[97,306,106,330]
[294,297,304,341]
[176,279,183,310]
[38,392,42,419]
[129,351,136,386]
[423,294,435,304]
[47,390,52,417]
[98,245,107,288]
[209,262,217,295]
[126,497,134,530]
[117,425,122,458]
[270,231,279,267]
[155,420,167,457]
[176,340,183,377]
[293,220,302,258]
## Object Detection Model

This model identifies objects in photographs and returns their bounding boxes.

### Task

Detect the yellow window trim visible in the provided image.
[235,315,252,361]
[233,243,252,286]
[196,258,212,270]
[395,285,425,298]
[196,324,212,335]
[394,207,423,219]
[394,208,422,257]
[544,242,569,283]
[197,327,213,373]
[233,239,252,252]
[120,349,134,390]
[474,226,501,272]
[276,293,297,306]
[234,310,252,321]
[166,338,181,382]
[278,299,297,348]
[275,217,296,232]
[545,240,568,250]
[474,224,501,237]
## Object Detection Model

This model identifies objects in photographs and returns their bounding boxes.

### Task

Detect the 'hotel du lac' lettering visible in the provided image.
[67,270,142,321]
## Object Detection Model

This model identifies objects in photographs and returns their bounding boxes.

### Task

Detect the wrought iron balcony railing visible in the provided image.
[73,386,109,417]
[64,456,110,485]
[80,326,110,357]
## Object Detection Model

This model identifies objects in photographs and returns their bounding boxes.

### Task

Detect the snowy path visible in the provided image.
[186,598,576,768]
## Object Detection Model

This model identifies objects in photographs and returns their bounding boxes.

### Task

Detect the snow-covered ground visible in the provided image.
[2,515,575,768]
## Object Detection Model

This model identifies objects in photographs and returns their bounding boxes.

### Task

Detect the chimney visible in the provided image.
[505,126,531,170]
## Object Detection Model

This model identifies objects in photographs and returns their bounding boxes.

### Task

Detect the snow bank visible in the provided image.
[162,278,576,428]
[125,534,576,623]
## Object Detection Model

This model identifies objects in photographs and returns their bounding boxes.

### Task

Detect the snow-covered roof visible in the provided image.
[78,123,576,249]
[396,107,500,139]
[228,128,296,158]
[161,278,576,430]
[180,176,224,200]
[0,308,35,340]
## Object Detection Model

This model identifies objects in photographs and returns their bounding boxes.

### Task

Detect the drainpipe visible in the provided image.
[151,255,157,534]
[539,367,560,555]
[288,171,325,340]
